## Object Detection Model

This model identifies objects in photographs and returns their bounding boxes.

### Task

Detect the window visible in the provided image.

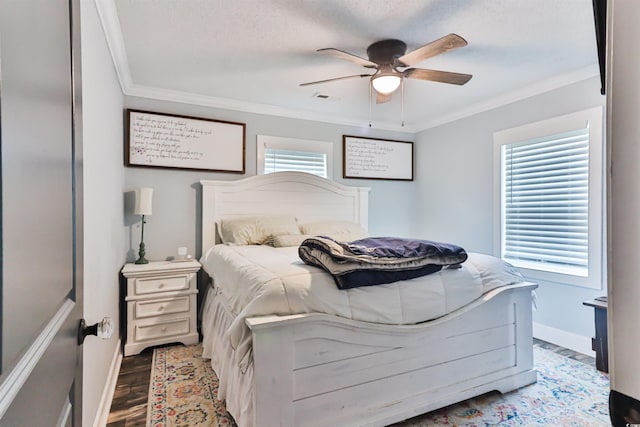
[257,135,333,178]
[493,107,604,289]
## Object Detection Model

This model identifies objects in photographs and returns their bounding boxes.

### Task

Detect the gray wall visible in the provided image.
[414,76,606,342]
[123,97,418,261]
[81,2,126,425]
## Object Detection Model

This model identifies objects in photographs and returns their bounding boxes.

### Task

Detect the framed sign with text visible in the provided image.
[125,109,246,173]
[343,135,413,181]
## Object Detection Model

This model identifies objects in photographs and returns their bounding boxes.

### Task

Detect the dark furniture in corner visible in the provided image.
[583,296,608,373]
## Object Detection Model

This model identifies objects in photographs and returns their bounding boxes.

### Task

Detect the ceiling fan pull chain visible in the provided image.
[401,79,405,127]
[369,81,373,127]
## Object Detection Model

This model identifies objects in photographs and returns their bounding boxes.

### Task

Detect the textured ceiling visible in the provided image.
[102,0,599,132]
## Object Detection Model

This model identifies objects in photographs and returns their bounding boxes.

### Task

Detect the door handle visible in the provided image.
[78,317,114,345]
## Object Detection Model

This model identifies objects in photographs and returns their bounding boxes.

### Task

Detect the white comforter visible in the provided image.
[201,244,524,370]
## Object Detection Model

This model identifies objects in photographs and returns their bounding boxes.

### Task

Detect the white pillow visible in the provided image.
[218,216,300,245]
[272,234,311,248]
[298,220,367,240]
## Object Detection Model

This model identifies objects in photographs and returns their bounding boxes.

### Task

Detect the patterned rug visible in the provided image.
[146,345,235,426]
[393,346,610,426]
[147,344,610,426]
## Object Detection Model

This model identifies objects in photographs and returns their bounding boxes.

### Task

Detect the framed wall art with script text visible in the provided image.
[125,109,246,173]
[343,135,413,181]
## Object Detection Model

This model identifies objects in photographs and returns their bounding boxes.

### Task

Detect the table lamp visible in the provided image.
[134,188,153,264]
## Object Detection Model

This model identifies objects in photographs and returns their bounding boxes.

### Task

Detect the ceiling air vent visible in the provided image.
[312,92,339,101]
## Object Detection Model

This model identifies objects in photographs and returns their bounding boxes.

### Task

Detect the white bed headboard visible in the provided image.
[200,171,370,252]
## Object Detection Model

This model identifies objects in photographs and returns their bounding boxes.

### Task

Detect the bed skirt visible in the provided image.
[201,285,255,427]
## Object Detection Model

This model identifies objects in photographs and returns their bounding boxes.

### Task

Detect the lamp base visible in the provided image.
[135,241,149,264]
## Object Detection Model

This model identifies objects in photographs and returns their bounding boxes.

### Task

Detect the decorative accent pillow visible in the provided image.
[218,216,300,245]
[298,220,367,240]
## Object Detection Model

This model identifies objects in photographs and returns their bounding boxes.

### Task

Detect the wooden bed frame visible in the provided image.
[200,172,537,427]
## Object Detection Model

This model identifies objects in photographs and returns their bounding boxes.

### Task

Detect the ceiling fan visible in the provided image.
[300,34,472,104]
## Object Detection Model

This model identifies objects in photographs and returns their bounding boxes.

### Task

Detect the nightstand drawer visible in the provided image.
[134,275,188,295]
[135,296,190,318]
[135,318,190,341]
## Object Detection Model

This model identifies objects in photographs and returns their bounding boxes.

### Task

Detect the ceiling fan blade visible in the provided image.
[403,68,472,85]
[397,33,468,67]
[317,48,378,68]
[376,91,393,104]
[300,74,372,87]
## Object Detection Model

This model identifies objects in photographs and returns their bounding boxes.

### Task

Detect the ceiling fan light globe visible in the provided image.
[371,75,402,95]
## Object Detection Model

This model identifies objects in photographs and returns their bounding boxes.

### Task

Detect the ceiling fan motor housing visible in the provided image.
[366,39,407,65]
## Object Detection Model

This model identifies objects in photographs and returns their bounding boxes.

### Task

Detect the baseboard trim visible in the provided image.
[93,340,122,427]
[533,322,595,357]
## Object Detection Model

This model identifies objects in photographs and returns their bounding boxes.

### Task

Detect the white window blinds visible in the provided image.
[264,148,328,177]
[257,135,333,178]
[502,127,589,277]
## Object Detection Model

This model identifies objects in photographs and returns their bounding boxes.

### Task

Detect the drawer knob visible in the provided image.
[158,283,165,288]
[158,305,164,311]
[161,327,167,332]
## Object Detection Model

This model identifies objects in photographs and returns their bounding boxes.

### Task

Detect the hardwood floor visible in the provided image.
[106,348,154,427]
[106,339,597,426]
[533,338,598,367]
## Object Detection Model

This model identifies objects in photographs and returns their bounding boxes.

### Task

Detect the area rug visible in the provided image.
[393,346,610,426]
[147,344,610,426]
[146,344,236,426]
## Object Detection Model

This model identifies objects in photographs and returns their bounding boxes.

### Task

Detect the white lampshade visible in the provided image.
[134,188,153,216]
[371,74,402,95]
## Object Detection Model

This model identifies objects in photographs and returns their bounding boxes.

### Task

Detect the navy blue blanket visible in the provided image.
[344,237,467,260]
[298,236,468,289]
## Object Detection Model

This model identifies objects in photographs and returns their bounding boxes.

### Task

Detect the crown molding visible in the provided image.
[96,0,599,135]
[94,0,132,92]
[412,65,600,132]
[124,84,416,133]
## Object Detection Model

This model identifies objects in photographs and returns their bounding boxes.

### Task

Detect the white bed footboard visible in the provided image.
[245,282,538,427]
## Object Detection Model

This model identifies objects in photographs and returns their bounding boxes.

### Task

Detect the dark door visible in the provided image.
[0,0,83,425]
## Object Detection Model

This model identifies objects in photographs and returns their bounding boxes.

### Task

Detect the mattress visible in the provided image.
[200,244,524,371]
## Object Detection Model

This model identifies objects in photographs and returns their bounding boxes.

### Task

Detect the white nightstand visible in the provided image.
[121,260,200,356]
